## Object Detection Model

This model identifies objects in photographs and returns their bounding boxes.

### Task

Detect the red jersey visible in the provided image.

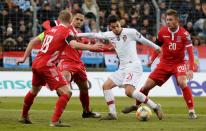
[33,24,73,67]
[157,26,192,64]
[60,25,86,64]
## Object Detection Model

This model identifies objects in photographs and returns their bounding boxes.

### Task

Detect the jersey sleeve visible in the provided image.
[184,31,193,47]
[131,29,160,49]
[130,29,142,41]
[156,29,164,46]
[65,31,75,45]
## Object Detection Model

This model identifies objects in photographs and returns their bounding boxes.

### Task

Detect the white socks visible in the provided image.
[132,89,157,109]
[103,90,117,116]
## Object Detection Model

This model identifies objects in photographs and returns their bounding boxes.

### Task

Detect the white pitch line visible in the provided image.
[0,109,205,116]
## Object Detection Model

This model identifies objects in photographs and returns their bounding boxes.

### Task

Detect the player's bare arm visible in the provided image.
[70,40,104,51]
[16,36,41,65]
[77,32,107,40]
[186,46,194,80]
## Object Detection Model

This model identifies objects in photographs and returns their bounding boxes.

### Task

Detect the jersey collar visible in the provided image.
[59,24,67,28]
[168,25,179,34]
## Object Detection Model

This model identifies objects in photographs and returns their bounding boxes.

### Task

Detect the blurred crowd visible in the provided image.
[0,0,206,53]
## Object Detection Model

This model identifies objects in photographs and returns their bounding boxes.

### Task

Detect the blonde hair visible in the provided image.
[58,10,72,24]
[166,9,178,18]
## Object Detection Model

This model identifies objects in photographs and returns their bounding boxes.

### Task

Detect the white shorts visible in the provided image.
[108,66,143,88]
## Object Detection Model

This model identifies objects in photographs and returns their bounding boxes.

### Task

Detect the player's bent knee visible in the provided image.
[178,82,187,89]
[31,86,41,95]
[124,85,135,97]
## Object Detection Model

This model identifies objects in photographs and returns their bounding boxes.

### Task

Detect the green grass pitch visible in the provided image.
[0,97,205,131]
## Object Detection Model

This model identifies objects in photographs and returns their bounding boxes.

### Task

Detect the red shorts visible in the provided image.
[32,65,68,90]
[149,62,186,86]
[58,61,87,83]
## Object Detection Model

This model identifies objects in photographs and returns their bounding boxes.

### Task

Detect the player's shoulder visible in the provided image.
[123,28,137,33]
[159,26,168,33]
[179,27,190,36]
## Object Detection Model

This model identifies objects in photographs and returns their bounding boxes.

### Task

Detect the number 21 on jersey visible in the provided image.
[168,42,176,50]
[40,35,53,53]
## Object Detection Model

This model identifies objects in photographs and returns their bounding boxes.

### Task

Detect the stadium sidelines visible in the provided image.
[0,72,206,96]
[0,109,205,116]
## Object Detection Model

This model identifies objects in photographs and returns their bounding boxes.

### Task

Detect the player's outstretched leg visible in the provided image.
[122,87,150,114]
[125,86,163,120]
[50,85,72,127]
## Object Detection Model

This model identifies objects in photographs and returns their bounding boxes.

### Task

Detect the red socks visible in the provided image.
[80,91,90,112]
[22,91,36,118]
[136,87,150,106]
[182,86,194,110]
[51,94,70,122]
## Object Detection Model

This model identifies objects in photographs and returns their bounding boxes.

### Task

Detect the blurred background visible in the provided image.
[0,0,206,72]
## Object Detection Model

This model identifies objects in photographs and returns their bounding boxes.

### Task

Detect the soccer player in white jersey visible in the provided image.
[77,15,163,120]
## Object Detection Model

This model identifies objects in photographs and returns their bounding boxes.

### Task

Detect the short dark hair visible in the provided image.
[72,10,84,16]
[166,9,178,18]
[107,15,119,24]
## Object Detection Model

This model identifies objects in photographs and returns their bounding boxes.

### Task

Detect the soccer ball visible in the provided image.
[136,106,152,121]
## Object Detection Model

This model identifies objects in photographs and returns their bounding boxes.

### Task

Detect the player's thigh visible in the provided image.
[174,63,187,88]
[56,84,72,96]
[73,68,88,88]
[108,70,124,87]
[76,80,89,92]
[176,75,187,89]
[123,70,143,88]
[123,84,136,97]
[142,78,157,91]
[61,70,72,82]
[103,78,118,90]
[43,66,68,91]
[32,68,46,92]
[149,66,171,86]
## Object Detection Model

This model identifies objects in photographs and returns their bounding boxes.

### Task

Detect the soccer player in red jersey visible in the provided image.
[42,11,113,118]
[16,10,103,127]
[122,9,197,119]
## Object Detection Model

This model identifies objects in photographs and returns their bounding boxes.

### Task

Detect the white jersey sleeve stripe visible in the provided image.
[186,44,192,47]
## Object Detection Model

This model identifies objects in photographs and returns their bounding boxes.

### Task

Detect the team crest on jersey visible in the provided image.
[122,35,127,42]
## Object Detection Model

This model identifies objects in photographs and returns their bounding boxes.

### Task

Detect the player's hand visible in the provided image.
[155,47,162,54]
[16,58,25,65]
[187,70,193,81]
[147,60,153,67]
[90,43,104,51]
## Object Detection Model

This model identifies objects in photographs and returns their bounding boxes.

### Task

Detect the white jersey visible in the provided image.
[77,28,159,70]
[77,28,159,87]
[102,28,142,69]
